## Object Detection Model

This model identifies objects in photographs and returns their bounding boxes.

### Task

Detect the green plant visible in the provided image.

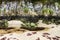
[4,20,8,28]
[21,22,45,31]
[21,22,37,30]
[23,7,29,13]
[0,20,8,28]
[41,8,54,16]
[31,23,36,27]
[25,22,36,28]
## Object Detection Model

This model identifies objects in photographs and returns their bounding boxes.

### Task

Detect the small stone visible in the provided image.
[32,32,37,34]
[51,26,54,28]
[0,37,6,40]
[52,37,57,40]
[42,35,45,37]
[36,37,40,40]
[43,33,50,35]
[27,33,32,36]
[56,36,60,38]
[7,38,10,40]
[47,36,51,40]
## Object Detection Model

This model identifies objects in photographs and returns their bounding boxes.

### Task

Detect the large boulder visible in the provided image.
[8,20,24,28]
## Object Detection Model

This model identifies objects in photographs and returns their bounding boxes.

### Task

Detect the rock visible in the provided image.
[8,20,24,28]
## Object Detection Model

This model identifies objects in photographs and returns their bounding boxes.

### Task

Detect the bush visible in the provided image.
[21,22,45,31]
[0,20,8,28]
[23,7,29,13]
[21,22,37,30]
[41,8,54,16]
[24,22,36,28]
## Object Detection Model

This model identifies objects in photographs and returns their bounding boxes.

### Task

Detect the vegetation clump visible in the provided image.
[0,20,8,28]
[23,7,29,13]
[41,8,54,16]
[21,22,45,31]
